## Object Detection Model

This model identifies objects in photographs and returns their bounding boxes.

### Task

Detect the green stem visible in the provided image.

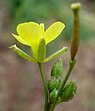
[38,63,49,111]
[49,60,76,111]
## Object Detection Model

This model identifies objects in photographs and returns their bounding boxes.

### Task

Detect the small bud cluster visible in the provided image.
[48,60,63,103]
[48,60,77,105]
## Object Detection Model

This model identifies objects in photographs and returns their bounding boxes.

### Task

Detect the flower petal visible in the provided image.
[17,22,42,45]
[44,22,65,44]
[12,33,30,46]
[30,43,39,60]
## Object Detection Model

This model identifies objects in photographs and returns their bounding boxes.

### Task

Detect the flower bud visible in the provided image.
[48,76,61,92]
[49,89,58,103]
[70,3,81,60]
[60,80,77,102]
[51,59,63,77]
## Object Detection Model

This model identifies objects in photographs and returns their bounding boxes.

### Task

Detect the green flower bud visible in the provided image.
[49,89,58,103]
[70,3,81,60]
[51,59,63,77]
[48,76,61,92]
[60,80,77,102]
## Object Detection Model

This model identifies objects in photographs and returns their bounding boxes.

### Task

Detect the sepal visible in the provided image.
[37,38,46,62]
[44,47,68,62]
[10,45,36,62]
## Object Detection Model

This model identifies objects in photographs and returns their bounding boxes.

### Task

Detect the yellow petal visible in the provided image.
[17,22,42,45]
[44,22,65,44]
[31,43,39,59]
[12,33,30,46]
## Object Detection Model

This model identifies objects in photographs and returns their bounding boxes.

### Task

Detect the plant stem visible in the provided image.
[38,63,49,111]
[49,60,76,111]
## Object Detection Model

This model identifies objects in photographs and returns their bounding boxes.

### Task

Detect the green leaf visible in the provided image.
[10,45,36,62]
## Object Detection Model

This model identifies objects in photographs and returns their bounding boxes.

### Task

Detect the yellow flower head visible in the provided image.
[12,21,66,62]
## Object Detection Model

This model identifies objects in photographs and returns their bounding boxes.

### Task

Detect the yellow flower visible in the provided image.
[11,21,67,62]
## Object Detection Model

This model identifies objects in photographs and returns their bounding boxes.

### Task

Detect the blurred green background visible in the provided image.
[0,0,95,111]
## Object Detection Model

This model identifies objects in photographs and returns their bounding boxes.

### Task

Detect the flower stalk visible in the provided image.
[38,63,49,111]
